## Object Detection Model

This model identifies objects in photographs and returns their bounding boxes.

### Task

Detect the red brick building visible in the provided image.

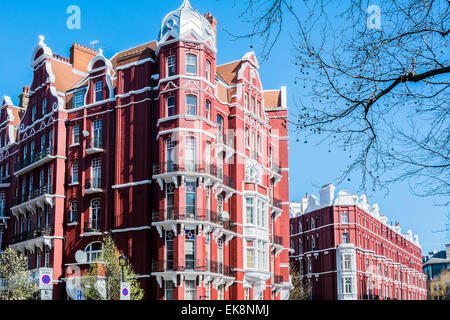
[290,184,427,300]
[0,0,291,300]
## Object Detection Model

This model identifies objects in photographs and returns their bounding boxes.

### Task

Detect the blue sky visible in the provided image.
[0,0,447,255]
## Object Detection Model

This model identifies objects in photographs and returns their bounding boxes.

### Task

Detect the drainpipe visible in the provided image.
[149,61,156,298]
[62,117,70,299]
[110,93,117,236]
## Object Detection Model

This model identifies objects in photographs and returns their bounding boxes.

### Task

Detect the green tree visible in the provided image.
[0,248,39,300]
[289,262,310,300]
[82,236,144,300]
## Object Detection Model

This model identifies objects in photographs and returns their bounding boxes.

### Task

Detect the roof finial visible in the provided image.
[38,35,45,45]
[98,48,104,56]
[181,0,192,8]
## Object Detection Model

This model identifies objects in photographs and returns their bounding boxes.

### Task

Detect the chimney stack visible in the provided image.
[18,86,29,109]
[319,184,336,207]
[70,43,98,73]
[204,12,217,45]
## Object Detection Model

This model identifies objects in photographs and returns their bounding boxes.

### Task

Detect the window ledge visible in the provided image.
[67,222,78,227]
[69,182,79,187]
[70,143,80,148]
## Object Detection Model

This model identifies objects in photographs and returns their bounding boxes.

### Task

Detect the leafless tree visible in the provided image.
[289,262,311,300]
[233,0,449,202]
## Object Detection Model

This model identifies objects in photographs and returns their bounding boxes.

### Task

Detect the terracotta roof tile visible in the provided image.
[263,90,281,108]
[216,61,241,85]
[110,41,157,68]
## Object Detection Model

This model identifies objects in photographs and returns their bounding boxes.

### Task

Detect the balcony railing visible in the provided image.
[272,198,282,209]
[274,275,283,284]
[271,159,282,175]
[152,208,219,223]
[9,225,53,245]
[86,137,103,154]
[12,185,49,207]
[83,218,102,234]
[153,162,235,189]
[152,259,234,276]
[85,177,102,190]
[274,235,283,246]
[152,208,233,230]
[216,131,233,147]
[154,162,216,175]
[0,177,10,185]
[14,148,52,172]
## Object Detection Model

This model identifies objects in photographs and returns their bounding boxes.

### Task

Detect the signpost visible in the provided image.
[38,268,53,300]
[120,282,131,300]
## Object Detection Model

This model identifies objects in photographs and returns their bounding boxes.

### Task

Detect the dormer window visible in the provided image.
[186,54,197,75]
[167,55,175,77]
[95,81,103,102]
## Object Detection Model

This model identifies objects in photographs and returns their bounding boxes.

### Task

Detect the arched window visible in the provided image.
[85,242,103,262]
[89,199,101,231]
[70,201,78,223]
[205,142,211,173]
[91,158,102,189]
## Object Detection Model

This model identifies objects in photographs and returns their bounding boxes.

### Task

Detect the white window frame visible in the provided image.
[71,162,79,184]
[72,125,80,145]
[186,54,197,75]
[167,55,175,77]
[95,81,103,102]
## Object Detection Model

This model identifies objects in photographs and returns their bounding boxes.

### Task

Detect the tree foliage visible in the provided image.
[0,248,39,300]
[234,0,449,202]
[289,262,310,300]
[82,236,144,300]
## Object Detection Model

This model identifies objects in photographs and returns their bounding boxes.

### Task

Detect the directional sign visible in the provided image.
[38,268,53,290]
[120,282,131,301]
[77,289,83,301]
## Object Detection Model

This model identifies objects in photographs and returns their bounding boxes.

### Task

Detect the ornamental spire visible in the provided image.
[181,0,192,9]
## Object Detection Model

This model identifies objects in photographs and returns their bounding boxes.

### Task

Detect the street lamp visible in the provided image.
[119,254,127,282]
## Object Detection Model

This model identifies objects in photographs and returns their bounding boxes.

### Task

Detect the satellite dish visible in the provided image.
[75,250,87,264]
[82,130,90,137]
[220,211,230,222]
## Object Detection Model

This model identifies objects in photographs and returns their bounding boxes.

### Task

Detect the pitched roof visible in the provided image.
[216,60,241,85]
[263,90,281,108]
[110,41,157,68]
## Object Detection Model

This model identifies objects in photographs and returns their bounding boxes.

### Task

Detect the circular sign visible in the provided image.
[122,288,129,296]
[42,275,51,285]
